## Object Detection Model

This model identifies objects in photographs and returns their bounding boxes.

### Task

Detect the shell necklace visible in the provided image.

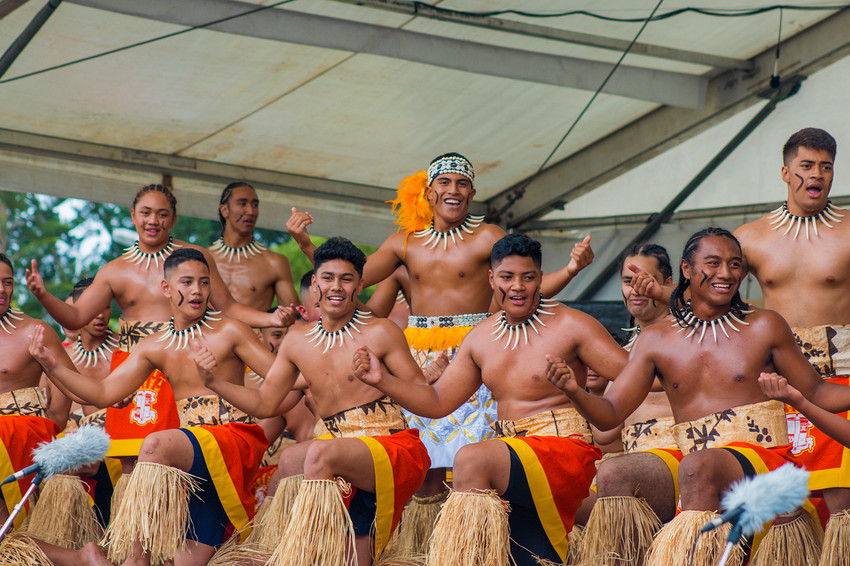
[72,331,120,368]
[209,238,267,262]
[157,309,222,350]
[414,215,484,250]
[0,307,24,334]
[491,295,558,350]
[305,309,372,354]
[673,302,753,344]
[122,236,181,269]
[767,200,845,240]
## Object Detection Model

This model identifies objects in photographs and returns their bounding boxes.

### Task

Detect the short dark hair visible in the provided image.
[163,248,209,279]
[299,270,314,295]
[783,128,837,165]
[0,253,12,272]
[132,184,177,214]
[71,277,94,302]
[218,182,255,233]
[490,234,542,270]
[313,238,366,277]
[621,243,673,281]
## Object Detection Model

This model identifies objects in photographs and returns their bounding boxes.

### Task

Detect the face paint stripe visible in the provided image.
[700,270,709,287]
[795,173,804,192]
[177,290,185,306]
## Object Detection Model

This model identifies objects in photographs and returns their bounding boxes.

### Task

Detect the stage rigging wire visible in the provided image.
[0,2,845,84]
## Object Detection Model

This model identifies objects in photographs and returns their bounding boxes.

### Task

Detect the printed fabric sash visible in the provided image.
[493,407,593,444]
[0,387,49,418]
[323,397,408,438]
[177,395,255,428]
[672,400,788,453]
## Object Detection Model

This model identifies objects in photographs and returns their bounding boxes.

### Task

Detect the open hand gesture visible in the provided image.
[28,326,57,372]
[546,355,579,395]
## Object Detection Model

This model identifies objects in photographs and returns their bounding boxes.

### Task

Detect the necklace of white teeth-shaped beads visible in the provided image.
[491,296,558,350]
[414,215,485,250]
[0,307,24,334]
[157,309,222,350]
[72,331,120,368]
[673,305,754,344]
[767,200,845,240]
[305,309,372,354]
[122,236,181,269]
[209,238,267,262]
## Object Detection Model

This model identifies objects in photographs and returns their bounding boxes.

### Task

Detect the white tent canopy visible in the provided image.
[1,0,848,299]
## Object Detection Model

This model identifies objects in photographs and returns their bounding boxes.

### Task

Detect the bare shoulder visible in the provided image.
[478,222,507,243]
[263,248,292,271]
[745,307,790,333]
[733,214,773,246]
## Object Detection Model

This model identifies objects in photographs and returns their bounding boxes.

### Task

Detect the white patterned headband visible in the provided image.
[427,155,474,186]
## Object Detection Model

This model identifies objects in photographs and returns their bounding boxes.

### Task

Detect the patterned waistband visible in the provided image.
[177,395,255,428]
[672,400,787,453]
[323,397,408,438]
[622,415,676,453]
[407,312,489,329]
[0,387,49,418]
[118,319,169,352]
[80,408,107,428]
[792,325,850,378]
[493,407,592,444]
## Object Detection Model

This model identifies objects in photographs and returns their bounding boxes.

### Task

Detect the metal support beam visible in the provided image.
[332,0,750,70]
[0,0,62,79]
[574,79,798,301]
[486,8,850,228]
[67,0,707,108]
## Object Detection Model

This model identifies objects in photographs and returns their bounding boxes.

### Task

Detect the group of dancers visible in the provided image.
[1,126,849,566]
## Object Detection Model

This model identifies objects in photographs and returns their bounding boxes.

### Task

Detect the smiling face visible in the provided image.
[489,254,543,323]
[425,173,475,225]
[221,185,259,237]
[162,260,211,322]
[621,255,671,325]
[313,259,363,320]
[131,191,176,250]
[782,146,834,216]
[0,262,13,318]
[681,235,744,309]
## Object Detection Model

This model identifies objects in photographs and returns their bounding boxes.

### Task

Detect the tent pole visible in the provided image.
[0,0,64,80]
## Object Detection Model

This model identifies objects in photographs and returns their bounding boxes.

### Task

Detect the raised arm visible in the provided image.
[353,336,481,418]
[272,254,301,307]
[367,272,404,318]
[541,235,593,298]
[30,325,151,408]
[573,311,629,381]
[286,207,317,263]
[26,260,113,329]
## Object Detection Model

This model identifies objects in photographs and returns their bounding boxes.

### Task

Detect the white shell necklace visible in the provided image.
[414,215,484,250]
[157,309,222,350]
[72,331,120,368]
[305,309,372,354]
[0,307,24,335]
[673,302,753,344]
[491,295,558,350]
[768,200,845,240]
[209,238,267,262]
[122,236,181,269]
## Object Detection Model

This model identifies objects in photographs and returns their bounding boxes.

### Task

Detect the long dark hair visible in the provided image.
[670,227,750,326]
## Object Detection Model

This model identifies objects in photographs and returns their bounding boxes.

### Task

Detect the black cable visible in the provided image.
[415,2,847,22]
[499,0,665,217]
[771,8,784,88]
[0,0,298,84]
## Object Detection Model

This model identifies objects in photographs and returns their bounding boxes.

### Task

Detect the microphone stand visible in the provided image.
[0,471,45,543]
[717,522,744,566]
